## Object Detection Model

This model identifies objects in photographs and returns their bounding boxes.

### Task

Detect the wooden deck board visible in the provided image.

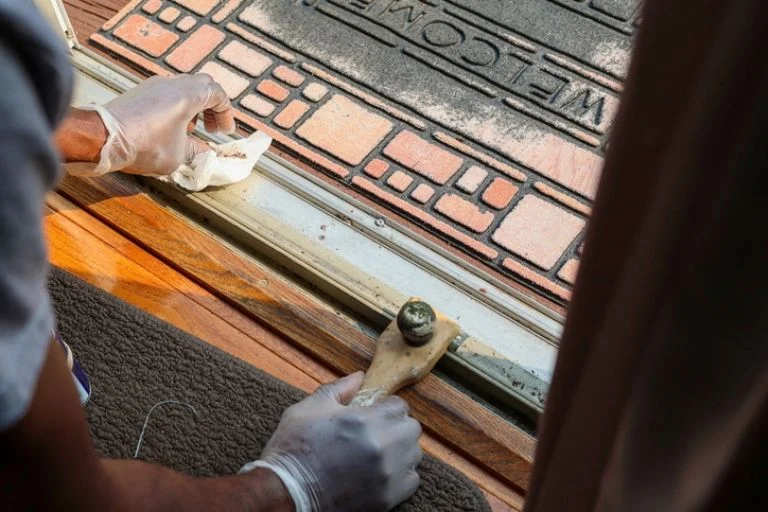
[45,193,332,392]
[45,191,524,511]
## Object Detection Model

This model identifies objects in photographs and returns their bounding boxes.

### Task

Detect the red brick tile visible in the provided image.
[212,0,244,23]
[302,82,328,102]
[218,41,272,77]
[113,15,178,58]
[198,61,249,99]
[384,131,463,185]
[233,110,349,179]
[557,258,579,285]
[296,95,394,166]
[352,177,498,260]
[492,195,585,270]
[273,65,305,87]
[241,94,274,117]
[158,7,181,23]
[364,159,389,179]
[434,132,527,182]
[274,100,310,129]
[386,171,413,192]
[410,184,435,204]
[176,16,197,32]
[533,182,592,216]
[165,25,225,72]
[301,63,426,130]
[434,194,495,234]
[142,0,163,15]
[103,0,144,30]
[257,79,289,103]
[501,258,571,302]
[90,34,173,77]
[171,0,220,16]
[455,165,488,193]
[481,178,519,210]
[500,129,602,199]
[226,23,297,63]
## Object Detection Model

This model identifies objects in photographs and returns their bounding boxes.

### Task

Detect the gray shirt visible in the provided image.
[0,0,73,430]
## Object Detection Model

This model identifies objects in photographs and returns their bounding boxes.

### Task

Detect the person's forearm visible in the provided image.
[54,107,107,163]
[1,340,293,512]
[101,459,294,512]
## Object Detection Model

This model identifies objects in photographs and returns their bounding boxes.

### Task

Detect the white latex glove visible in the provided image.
[88,74,235,176]
[241,372,423,512]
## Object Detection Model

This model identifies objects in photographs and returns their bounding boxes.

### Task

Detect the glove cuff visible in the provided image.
[95,105,137,173]
[67,106,136,176]
[240,459,313,512]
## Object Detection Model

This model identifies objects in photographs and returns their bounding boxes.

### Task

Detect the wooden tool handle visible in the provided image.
[349,303,459,407]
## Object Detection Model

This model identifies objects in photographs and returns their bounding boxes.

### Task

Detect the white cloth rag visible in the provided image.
[158,131,272,192]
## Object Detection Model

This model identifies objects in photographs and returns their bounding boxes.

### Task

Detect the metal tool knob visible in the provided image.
[396,300,436,347]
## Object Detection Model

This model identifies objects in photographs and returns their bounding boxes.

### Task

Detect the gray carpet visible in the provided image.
[48,267,490,511]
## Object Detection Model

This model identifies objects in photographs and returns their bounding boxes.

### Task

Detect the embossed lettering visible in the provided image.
[378,0,427,30]
[558,89,605,126]
[421,20,465,47]
[460,37,500,67]
[349,0,375,10]
[514,67,568,102]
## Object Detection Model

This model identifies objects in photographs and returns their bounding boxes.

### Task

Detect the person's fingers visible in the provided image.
[404,416,422,443]
[389,416,422,457]
[193,73,236,133]
[392,470,420,507]
[203,108,235,134]
[407,442,424,470]
[372,395,410,419]
[312,372,365,404]
[185,135,212,163]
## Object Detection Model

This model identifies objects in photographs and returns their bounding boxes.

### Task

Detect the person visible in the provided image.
[0,2,421,511]
[523,0,767,510]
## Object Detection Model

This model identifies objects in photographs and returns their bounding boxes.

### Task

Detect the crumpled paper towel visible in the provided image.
[158,131,272,192]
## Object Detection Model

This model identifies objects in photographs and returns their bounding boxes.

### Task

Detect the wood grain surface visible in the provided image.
[45,190,524,511]
[64,0,125,41]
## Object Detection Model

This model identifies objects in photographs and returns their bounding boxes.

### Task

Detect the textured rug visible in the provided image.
[48,267,490,511]
[89,0,639,305]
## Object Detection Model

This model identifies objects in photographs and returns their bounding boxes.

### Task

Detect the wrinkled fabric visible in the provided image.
[0,0,72,430]
[525,1,768,511]
[158,132,272,191]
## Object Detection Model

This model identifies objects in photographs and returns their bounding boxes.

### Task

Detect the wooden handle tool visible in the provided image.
[349,299,460,407]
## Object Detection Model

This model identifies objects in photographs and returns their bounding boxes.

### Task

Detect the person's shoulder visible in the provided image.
[0,1,72,130]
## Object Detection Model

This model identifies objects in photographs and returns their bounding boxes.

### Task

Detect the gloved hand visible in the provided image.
[89,74,235,176]
[241,372,423,512]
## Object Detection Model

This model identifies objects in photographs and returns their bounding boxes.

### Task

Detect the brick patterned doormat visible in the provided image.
[93,0,639,305]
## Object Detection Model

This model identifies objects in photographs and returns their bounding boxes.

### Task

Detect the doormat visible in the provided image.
[48,266,491,511]
[92,0,639,304]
